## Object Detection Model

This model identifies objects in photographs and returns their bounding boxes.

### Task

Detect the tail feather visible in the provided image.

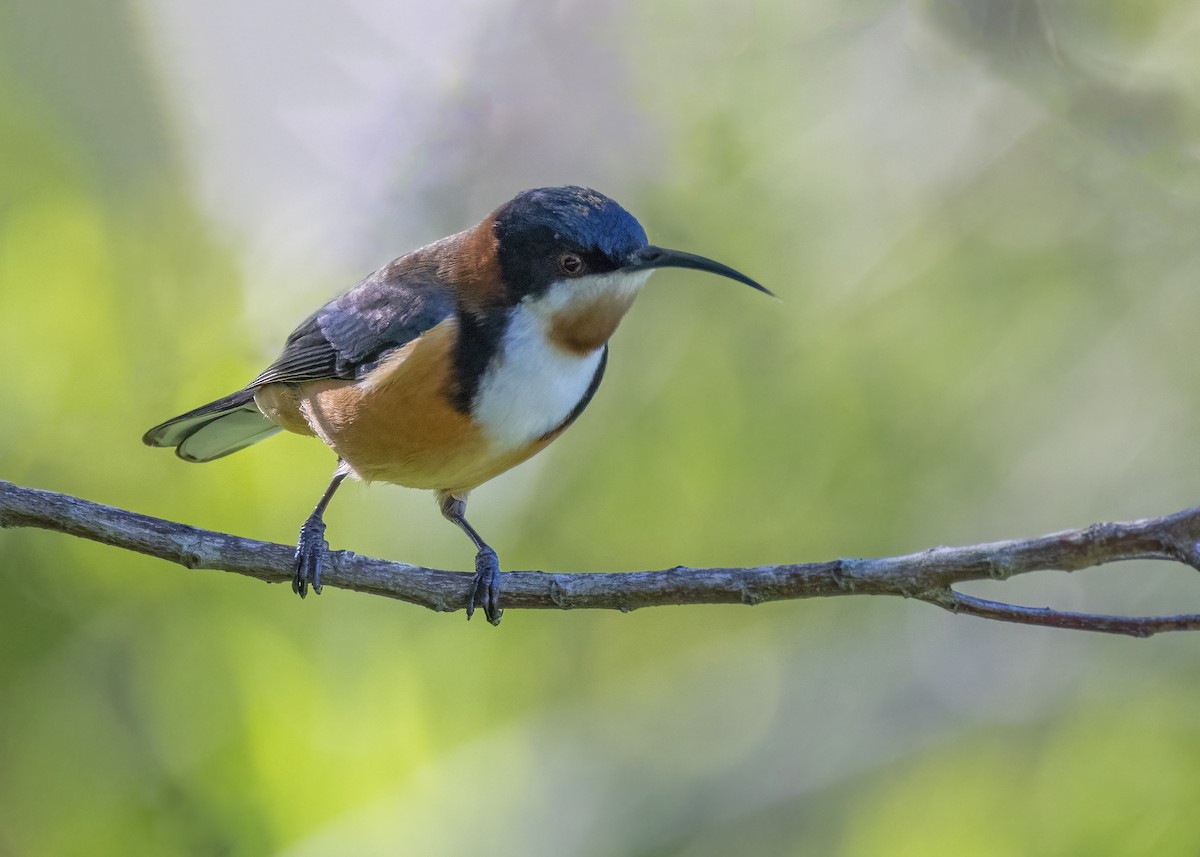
[143,389,281,463]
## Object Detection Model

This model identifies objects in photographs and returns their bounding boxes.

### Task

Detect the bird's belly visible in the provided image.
[257,318,577,492]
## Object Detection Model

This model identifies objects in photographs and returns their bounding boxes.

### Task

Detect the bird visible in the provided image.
[143,186,770,625]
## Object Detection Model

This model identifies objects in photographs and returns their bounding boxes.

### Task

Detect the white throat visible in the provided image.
[472,269,652,450]
[524,269,652,324]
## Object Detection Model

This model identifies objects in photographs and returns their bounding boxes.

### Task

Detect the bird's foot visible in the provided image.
[467,547,503,626]
[292,516,329,598]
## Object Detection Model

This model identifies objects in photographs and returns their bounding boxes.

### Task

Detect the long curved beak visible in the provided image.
[623,245,773,297]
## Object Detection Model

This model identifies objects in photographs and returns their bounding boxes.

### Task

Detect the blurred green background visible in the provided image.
[3,1,1200,854]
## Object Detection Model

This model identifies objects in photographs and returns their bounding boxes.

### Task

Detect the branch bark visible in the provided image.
[3,479,1200,637]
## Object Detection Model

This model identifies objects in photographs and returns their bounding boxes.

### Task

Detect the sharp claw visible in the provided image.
[311,551,324,595]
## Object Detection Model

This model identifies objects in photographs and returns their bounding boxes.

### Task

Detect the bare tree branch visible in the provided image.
[3,479,1200,636]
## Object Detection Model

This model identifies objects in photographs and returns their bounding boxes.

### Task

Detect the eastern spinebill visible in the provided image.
[144,186,770,624]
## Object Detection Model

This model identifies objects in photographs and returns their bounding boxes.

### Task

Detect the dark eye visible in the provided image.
[558,252,585,277]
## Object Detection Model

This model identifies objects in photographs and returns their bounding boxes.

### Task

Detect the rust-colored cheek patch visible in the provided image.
[439,214,504,311]
[548,293,637,355]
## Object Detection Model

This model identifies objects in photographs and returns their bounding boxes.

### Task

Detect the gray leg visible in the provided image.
[439,492,502,625]
[293,466,348,598]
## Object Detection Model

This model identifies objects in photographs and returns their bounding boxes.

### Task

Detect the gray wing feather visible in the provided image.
[251,257,455,387]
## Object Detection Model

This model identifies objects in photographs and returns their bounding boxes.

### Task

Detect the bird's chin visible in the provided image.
[534,269,653,316]
[524,270,651,354]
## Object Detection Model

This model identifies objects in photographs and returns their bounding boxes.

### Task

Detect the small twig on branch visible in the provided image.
[3,480,1200,637]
